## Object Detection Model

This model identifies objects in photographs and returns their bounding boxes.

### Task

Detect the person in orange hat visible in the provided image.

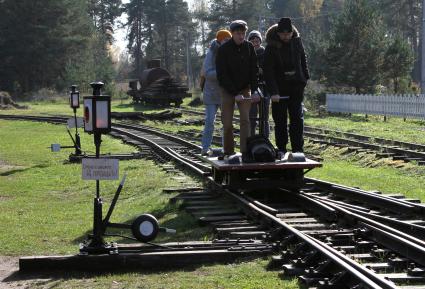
[216,30,232,43]
[200,29,232,156]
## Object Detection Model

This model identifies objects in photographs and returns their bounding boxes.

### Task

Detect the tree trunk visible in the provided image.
[136,17,142,78]
[163,33,169,70]
[410,0,420,81]
[201,20,206,56]
[394,77,399,93]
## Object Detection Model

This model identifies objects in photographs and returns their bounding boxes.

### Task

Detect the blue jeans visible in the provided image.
[201,104,221,152]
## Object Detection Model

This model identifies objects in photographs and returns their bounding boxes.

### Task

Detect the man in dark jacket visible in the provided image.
[263,17,310,156]
[247,30,270,138]
[216,20,260,161]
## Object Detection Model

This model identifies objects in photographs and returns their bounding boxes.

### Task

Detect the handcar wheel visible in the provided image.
[131,214,159,242]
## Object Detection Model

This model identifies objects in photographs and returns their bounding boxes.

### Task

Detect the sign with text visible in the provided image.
[67,117,84,129]
[82,158,119,180]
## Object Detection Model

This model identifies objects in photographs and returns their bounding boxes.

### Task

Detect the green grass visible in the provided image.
[29,260,298,289]
[305,143,425,202]
[0,119,210,255]
[0,98,174,117]
[0,119,294,288]
[305,113,425,145]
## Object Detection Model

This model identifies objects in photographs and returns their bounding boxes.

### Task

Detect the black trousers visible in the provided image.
[271,82,304,152]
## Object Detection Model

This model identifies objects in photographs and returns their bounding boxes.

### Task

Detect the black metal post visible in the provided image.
[73,108,82,155]
[90,132,104,247]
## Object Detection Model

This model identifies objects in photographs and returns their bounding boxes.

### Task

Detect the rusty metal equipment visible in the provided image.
[127,59,191,107]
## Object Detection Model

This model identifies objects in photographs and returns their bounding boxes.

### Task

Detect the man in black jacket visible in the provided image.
[216,20,260,161]
[263,17,310,156]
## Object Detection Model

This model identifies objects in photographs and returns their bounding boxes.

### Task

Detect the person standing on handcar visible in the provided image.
[200,29,232,156]
[264,17,310,158]
[216,20,260,162]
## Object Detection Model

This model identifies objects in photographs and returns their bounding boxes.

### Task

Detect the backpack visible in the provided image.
[246,135,277,162]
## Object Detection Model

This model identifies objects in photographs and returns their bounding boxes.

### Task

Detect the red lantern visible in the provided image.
[83,82,111,134]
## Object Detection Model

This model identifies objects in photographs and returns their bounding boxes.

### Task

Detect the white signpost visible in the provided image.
[51,143,61,152]
[82,158,119,180]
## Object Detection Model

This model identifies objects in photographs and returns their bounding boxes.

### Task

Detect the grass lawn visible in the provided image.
[0,119,295,288]
[1,99,425,287]
[305,113,425,145]
[305,143,425,202]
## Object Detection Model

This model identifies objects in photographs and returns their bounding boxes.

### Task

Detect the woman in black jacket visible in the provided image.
[263,17,310,156]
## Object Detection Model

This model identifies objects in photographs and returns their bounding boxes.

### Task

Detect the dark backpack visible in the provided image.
[246,135,276,163]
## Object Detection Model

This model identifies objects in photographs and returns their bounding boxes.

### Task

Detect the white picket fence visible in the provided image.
[326,94,425,119]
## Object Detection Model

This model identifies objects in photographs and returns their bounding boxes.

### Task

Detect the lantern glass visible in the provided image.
[96,100,109,129]
[71,92,80,108]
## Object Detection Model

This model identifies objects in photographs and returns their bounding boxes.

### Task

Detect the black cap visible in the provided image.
[230,20,248,32]
[277,17,293,33]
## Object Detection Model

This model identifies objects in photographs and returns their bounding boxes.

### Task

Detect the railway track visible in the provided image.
[1,114,425,288]
[178,108,425,165]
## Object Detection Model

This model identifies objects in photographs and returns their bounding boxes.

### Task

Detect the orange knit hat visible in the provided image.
[216,29,232,43]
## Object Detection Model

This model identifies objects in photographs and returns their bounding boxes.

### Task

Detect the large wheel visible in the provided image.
[131,214,159,242]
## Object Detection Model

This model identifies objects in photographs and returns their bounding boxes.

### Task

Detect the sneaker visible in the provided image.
[208,148,223,157]
[226,154,241,164]
[218,152,235,161]
[201,150,209,156]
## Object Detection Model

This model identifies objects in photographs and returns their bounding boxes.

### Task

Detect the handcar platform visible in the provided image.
[202,153,322,191]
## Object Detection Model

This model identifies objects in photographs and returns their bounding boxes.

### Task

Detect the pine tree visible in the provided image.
[89,0,123,41]
[325,0,386,93]
[382,35,414,93]
[206,0,233,42]
[0,0,93,94]
[378,0,421,82]
[192,0,209,55]
[125,0,146,77]
[124,0,195,81]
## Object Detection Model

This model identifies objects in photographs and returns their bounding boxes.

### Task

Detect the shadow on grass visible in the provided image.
[71,202,211,245]
[306,113,370,123]
[0,164,49,176]
[3,255,269,284]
